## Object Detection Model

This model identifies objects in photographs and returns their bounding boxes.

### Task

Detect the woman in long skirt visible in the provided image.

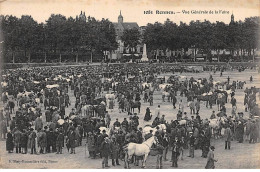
[6,132,14,153]
[205,146,218,169]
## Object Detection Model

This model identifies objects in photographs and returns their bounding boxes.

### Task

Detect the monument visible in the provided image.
[141,43,149,61]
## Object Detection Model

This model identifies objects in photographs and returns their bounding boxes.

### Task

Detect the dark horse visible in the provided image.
[130,100,141,113]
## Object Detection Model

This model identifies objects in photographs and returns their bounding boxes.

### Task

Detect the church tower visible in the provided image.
[118,10,123,23]
[230,12,234,23]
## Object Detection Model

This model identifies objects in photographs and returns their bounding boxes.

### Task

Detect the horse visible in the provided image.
[81,104,94,117]
[162,91,173,102]
[209,117,226,139]
[123,136,158,168]
[217,93,226,111]
[143,124,167,135]
[130,100,141,113]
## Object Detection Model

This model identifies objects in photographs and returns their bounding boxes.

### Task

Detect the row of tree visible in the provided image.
[1,14,117,63]
[142,17,259,58]
[0,14,259,63]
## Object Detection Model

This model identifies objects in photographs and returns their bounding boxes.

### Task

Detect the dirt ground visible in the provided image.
[1,69,260,169]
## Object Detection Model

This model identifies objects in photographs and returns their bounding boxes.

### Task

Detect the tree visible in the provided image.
[45,14,67,62]
[1,15,20,63]
[17,15,38,62]
[121,28,140,61]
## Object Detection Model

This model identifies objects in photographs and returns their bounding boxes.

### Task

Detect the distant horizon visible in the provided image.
[0,0,259,26]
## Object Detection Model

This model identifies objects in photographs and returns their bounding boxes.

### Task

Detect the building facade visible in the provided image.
[111,11,143,60]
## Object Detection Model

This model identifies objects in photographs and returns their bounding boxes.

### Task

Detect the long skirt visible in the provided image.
[205,159,215,169]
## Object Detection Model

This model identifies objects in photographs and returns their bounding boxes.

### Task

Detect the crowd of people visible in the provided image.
[0,63,259,169]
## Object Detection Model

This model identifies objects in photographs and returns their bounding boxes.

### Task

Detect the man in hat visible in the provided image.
[110,136,120,166]
[224,125,232,149]
[69,108,75,117]
[162,133,169,161]
[183,112,188,120]
[28,128,37,154]
[67,126,76,154]
[172,94,177,109]
[189,100,195,115]
[171,136,180,167]
[160,115,166,124]
[155,105,161,118]
[121,118,129,130]
[188,132,195,158]
[210,111,216,119]
[101,137,112,168]
[113,118,121,127]
[249,120,258,144]
[56,129,64,154]
[195,99,200,114]
[105,111,111,128]
[37,128,47,154]
[245,118,252,141]
[87,132,96,158]
[136,127,143,143]
[237,121,244,143]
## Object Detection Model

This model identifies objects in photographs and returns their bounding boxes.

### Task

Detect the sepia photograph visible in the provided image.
[0,0,259,169]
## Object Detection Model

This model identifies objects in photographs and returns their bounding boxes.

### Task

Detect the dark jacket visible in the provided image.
[6,132,14,151]
[67,130,77,148]
[110,140,120,159]
[87,135,96,152]
[56,132,64,147]
[20,132,28,148]
[101,141,111,157]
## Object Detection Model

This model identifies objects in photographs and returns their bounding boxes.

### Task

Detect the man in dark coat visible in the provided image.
[28,128,37,154]
[136,127,143,143]
[87,132,96,158]
[44,98,49,110]
[110,136,120,166]
[249,120,258,144]
[172,95,177,109]
[0,119,7,139]
[13,128,22,153]
[237,121,244,143]
[46,128,56,153]
[45,109,52,124]
[20,129,28,154]
[37,129,47,154]
[224,125,232,149]
[56,129,64,154]
[171,138,180,167]
[96,132,104,158]
[121,118,128,131]
[113,119,121,127]
[101,137,112,168]
[67,126,77,154]
[188,132,195,158]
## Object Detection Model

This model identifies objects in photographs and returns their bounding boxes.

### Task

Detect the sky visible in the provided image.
[0,0,259,26]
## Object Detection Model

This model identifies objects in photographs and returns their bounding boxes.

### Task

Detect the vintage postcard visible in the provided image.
[0,0,259,169]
